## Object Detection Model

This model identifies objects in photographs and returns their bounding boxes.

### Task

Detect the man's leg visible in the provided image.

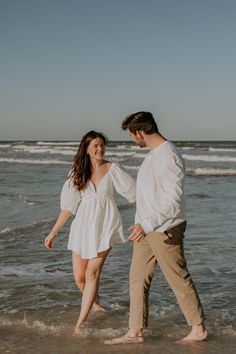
[146,226,207,341]
[129,237,157,330]
[104,237,156,344]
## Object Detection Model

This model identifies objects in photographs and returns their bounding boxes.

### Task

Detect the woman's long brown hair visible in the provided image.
[69,130,108,191]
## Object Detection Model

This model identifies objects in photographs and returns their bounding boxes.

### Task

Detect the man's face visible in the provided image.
[128,130,146,148]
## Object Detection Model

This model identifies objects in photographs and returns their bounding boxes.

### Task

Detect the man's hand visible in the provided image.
[128,223,146,241]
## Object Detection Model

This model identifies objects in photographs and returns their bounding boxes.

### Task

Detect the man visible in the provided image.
[105,111,207,344]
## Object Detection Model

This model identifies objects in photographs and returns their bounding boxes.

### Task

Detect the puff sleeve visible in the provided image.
[110,163,136,202]
[60,178,81,215]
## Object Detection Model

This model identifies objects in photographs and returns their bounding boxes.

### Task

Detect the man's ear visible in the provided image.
[136,131,144,139]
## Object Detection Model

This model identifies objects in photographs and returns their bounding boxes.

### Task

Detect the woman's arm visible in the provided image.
[44,174,81,249]
[110,163,136,202]
[44,209,73,249]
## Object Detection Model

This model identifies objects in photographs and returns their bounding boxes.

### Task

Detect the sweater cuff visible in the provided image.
[140,218,155,235]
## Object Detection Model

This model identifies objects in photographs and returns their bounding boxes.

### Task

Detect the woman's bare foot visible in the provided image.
[177,324,208,342]
[74,325,83,336]
[92,302,107,312]
[74,321,87,336]
[92,294,108,312]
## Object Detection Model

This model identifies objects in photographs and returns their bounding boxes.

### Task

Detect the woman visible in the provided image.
[44,130,136,334]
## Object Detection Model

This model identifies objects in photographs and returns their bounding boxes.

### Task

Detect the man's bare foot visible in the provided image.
[104,335,144,345]
[104,329,143,345]
[177,324,208,343]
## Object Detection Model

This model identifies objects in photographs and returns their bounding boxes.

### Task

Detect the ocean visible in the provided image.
[0,140,236,354]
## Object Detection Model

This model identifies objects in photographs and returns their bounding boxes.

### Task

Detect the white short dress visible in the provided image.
[60,162,136,259]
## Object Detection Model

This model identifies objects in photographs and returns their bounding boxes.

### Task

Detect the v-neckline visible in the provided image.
[90,163,113,192]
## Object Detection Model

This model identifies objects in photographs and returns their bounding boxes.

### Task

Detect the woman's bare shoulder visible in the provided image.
[103,159,111,164]
[102,160,112,167]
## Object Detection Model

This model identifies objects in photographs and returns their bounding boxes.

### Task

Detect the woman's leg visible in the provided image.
[72,251,88,292]
[75,249,110,332]
[72,252,104,310]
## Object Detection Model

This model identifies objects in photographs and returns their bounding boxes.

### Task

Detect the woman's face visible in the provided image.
[86,137,105,161]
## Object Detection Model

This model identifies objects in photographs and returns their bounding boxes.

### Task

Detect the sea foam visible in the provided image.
[183,154,236,162]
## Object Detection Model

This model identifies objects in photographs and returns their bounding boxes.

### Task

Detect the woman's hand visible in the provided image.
[44,231,57,249]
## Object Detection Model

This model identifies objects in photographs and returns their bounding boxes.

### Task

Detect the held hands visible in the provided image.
[128,224,146,241]
[44,231,57,249]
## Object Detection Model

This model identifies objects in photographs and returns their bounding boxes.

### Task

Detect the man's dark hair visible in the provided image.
[121,111,159,134]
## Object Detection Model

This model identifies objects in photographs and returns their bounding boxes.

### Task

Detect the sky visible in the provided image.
[0,0,235,141]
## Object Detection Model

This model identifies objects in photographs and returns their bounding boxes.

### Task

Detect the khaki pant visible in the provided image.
[129,222,205,328]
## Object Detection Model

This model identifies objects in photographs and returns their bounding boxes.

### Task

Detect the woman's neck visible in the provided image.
[90,159,104,172]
